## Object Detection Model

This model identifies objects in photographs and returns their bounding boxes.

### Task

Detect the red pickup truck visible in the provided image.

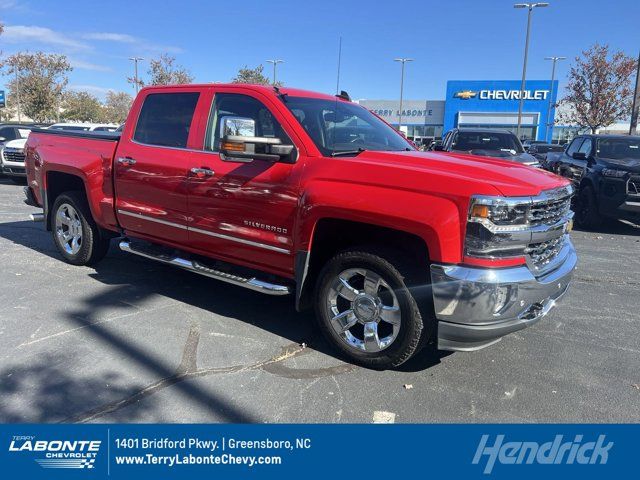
[24,84,577,368]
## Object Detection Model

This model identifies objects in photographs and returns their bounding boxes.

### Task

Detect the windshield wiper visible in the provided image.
[331,148,366,157]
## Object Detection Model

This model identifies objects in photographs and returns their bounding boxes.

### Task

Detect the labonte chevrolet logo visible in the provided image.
[454,90,477,99]
[9,436,101,469]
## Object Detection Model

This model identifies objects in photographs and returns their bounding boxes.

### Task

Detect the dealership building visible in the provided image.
[360,79,583,144]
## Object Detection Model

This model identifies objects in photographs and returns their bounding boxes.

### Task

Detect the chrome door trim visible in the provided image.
[117,209,188,230]
[189,226,290,254]
[117,209,290,254]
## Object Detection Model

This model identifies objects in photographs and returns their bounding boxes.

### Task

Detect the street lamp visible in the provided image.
[544,56,566,143]
[266,59,284,85]
[129,57,144,94]
[394,58,413,132]
[514,2,549,140]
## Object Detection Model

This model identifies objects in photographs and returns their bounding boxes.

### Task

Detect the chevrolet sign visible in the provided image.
[454,90,477,99]
[454,89,550,100]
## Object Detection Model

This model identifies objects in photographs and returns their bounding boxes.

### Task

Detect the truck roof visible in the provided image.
[139,83,343,102]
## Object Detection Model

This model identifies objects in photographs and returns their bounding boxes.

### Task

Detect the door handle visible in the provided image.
[190,167,215,178]
[117,157,136,166]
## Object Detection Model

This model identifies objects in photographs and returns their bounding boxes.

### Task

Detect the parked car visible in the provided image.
[554,134,640,229]
[528,143,566,163]
[1,137,28,183]
[24,84,576,368]
[0,124,33,177]
[522,140,548,152]
[437,128,541,167]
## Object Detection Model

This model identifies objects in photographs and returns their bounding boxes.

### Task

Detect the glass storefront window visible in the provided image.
[457,124,537,142]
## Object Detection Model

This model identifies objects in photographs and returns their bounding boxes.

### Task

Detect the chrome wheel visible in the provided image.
[55,203,83,255]
[326,268,401,353]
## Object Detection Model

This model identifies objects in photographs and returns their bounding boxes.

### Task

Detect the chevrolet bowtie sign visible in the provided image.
[454,90,477,99]
[454,89,550,100]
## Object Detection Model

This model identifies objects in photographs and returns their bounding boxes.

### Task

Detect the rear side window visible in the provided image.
[134,92,199,148]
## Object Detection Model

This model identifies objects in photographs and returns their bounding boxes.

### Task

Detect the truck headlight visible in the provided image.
[465,196,531,258]
[601,168,627,178]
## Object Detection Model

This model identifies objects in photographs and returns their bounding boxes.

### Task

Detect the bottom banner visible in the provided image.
[0,424,634,479]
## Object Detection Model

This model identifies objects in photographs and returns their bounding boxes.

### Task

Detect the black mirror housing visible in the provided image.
[572,152,587,160]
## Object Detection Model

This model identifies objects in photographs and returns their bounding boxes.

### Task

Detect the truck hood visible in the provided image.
[352,150,568,197]
[4,138,27,150]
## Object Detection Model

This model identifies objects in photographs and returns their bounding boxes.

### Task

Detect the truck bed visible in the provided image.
[26,128,121,232]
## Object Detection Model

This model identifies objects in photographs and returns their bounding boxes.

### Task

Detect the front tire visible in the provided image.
[314,248,430,369]
[574,185,604,230]
[51,192,111,266]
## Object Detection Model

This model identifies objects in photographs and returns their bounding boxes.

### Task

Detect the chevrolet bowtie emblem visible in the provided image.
[454,90,477,99]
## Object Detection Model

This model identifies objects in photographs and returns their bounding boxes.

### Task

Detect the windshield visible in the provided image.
[596,137,640,161]
[282,96,413,156]
[453,131,524,154]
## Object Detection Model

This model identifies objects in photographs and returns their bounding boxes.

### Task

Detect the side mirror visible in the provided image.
[572,152,587,161]
[221,135,296,164]
[0,137,6,143]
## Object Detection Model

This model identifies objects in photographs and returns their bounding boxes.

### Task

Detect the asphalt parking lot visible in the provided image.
[0,177,639,423]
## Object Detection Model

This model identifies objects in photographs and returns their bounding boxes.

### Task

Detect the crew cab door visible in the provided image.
[114,89,206,244]
[186,88,302,276]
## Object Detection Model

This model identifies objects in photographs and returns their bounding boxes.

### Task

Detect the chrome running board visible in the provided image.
[119,240,291,296]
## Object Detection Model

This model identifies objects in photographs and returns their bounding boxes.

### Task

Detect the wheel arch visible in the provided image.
[295,217,431,311]
[45,171,88,231]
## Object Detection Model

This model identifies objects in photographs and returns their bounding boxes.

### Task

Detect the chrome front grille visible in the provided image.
[525,235,566,269]
[628,176,640,196]
[2,148,26,164]
[528,190,572,226]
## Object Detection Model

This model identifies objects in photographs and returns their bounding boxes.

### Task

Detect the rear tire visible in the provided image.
[314,248,431,369]
[574,185,604,230]
[51,192,111,266]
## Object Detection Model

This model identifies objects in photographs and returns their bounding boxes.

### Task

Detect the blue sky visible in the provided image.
[0,0,638,100]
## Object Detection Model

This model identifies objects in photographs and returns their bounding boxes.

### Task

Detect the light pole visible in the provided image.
[630,50,640,136]
[544,56,565,143]
[394,58,413,132]
[129,57,144,94]
[514,2,549,140]
[266,59,284,85]
[14,68,22,122]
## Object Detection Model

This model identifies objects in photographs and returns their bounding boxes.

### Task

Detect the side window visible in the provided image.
[204,93,288,152]
[566,138,584,157]
[578,138,592,156]
[0,127,17,141]
[134,92,200,148]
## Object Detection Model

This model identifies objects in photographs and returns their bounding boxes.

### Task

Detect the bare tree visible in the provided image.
[557,44,637,133]
[232,64,281,86]
[104,91,133,124]
[2,52,72,122]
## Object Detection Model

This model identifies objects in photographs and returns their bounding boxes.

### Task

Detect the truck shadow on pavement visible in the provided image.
[0,220,449,422]
[573,219,640,236]
[0,353,159,423]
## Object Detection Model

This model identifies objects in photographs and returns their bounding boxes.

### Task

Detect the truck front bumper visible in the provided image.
[430,238,577,351]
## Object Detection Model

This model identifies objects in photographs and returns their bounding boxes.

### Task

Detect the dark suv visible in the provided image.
[437,128,540,167]
[554,134,640,228]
